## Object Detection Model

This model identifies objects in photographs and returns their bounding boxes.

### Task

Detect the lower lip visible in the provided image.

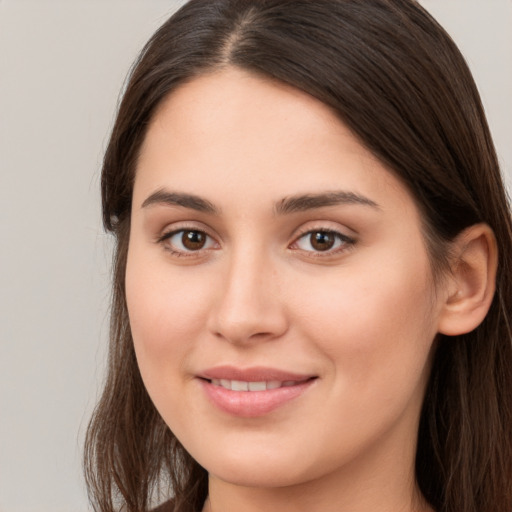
[200,379,315,418]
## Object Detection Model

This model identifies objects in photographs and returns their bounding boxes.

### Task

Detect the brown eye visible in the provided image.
[293,229,354,254]
[162,229,216,253]
[182,230,207,250]
[310,231,336,251]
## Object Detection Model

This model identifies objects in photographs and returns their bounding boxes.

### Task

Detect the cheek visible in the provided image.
[124,248,214,406]
[126,250,205,350]
[293,249,438,386]
[284,253,438,461]
[125,249,214,424]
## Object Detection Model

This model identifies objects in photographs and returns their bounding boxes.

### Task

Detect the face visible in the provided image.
[126,68,446,491]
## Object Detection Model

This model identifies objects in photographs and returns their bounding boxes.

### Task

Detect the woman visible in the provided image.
[84,1,512,511]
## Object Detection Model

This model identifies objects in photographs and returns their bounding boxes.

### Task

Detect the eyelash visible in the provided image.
[290,228,356,257]
[156,227,218,257]
[156,227,356,258]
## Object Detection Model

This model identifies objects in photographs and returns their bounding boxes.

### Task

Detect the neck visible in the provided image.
[204,478,432,512]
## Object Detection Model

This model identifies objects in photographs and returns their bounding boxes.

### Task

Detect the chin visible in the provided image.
[192,445,322,489]
[209,463,312,489]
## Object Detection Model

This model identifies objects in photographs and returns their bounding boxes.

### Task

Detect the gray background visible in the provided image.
[0,1,510,511]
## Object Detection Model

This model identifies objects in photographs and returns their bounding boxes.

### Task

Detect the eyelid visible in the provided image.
[156,222,220,257]
[154,221,356,258]
[156,220,216,242]
[291,221,356,242]
[289,224,357,256]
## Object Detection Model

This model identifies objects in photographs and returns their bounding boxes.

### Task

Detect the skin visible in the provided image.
[125,67,454,512]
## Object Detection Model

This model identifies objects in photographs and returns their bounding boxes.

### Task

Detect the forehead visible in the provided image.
[134,67,414,218]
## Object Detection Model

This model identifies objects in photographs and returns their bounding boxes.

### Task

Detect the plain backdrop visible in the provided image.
[0,1,510,511]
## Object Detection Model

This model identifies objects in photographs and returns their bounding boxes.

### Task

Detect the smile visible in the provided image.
[210,379,300,391]
[198,367,317,417]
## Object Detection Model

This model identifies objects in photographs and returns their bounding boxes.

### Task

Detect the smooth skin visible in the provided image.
[126,68,497,512]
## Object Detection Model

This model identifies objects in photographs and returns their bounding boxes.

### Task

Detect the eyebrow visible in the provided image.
[141,189,218,214]
[141,189,379,215]
[274,191,380,215]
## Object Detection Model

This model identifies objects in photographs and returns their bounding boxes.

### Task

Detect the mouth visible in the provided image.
[197,366,317,417]
[206,378,312,392]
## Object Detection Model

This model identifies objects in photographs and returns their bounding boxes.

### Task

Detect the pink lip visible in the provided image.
[198,366,316,418]
[200,365,313,382]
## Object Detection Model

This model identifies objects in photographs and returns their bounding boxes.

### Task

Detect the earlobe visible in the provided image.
[437,223,498,336]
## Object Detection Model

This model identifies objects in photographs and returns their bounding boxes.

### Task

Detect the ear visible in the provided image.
[437,223,498,336]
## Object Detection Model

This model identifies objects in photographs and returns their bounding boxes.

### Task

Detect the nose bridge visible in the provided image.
[208,243,287,344]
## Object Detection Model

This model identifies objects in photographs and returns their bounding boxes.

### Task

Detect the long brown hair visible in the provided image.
[84,1,512,511]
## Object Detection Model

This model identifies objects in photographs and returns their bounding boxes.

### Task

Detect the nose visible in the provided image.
[207,249,289,345]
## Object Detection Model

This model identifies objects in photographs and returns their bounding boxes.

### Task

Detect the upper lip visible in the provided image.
[199,366,315,382]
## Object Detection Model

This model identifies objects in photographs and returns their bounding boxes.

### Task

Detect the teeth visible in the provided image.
[232,380,249,391]
[248,381,266,391]
[210,379,298,391]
